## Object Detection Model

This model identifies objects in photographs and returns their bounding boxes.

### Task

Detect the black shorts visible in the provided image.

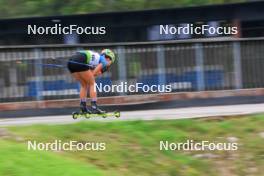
[67,53,92,73]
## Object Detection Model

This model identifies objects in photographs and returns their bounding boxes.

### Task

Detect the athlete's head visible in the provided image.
[101,49,115,64]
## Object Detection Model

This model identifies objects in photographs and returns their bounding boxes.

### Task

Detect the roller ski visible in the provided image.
[72,101,120,119]
[72,110,121,119]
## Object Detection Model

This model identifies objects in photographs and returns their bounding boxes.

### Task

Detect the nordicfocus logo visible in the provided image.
[160,140,238,151]
[95,82,172,93]
[160,24,238,35]
[27,140,106,151]
[27,23,106,35]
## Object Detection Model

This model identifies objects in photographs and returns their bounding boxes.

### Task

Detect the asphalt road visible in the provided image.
[0,103,263,127]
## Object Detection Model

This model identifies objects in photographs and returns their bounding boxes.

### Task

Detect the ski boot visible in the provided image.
[72,101,91,119]
[90,101,106,114]
[80,101,91,114]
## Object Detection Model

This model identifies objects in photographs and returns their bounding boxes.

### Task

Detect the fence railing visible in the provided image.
[0,38,263,102]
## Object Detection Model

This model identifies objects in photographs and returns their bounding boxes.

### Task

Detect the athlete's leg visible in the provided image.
[77,70,97,101]
[71,72,88,99]
[71,72,90,113]
[87,72,97,101]
[78,70,105,114]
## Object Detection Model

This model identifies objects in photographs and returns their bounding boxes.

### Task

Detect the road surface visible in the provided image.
[0,103,263,127]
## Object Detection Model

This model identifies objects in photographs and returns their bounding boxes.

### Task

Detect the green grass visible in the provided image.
[0,141,104,176]
[1,113,264,176]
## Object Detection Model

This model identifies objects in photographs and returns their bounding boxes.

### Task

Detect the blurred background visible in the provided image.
[0,0,263,45]
[0,0,264,105]
[0,1,264,176]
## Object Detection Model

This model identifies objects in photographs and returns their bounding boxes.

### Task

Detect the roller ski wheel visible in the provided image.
[84,112,91,119]
[114,111,121,118]
[72,111,91,119]
[102,113,107,118]
[72,112,80,119]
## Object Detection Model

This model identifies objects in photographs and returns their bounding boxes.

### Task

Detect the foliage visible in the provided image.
[0,0,245,18]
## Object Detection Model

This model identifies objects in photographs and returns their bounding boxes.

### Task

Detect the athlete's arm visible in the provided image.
[93,55,112,77]
[93,64,103,77]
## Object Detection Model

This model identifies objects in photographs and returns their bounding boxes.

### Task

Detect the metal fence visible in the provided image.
[0,38,264,103]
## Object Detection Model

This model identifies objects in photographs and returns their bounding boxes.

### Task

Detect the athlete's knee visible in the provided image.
[79,81,88,89]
